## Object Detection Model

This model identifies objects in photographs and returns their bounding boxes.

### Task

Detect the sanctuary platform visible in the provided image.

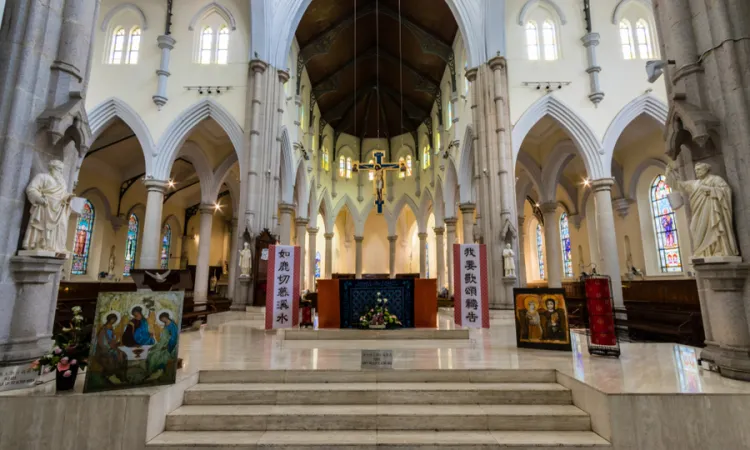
[279,328,469,340]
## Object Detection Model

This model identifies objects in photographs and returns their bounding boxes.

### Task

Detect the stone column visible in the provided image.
[434,227,445,287]
[388,235,398,278]
[540,202,562,288]
[194,204,215,304]
[354,236,364,278]
[517,216,527,287]
[138,179,169,269]
[278,203,294,245]
[459,203,475,244]
[295,218,308,289]
[445,218,457,295]
[324,232,334,278]
[307,227,318,291]
[418,232,428,278]
[227,217,239,301]
[153,35,176,109]
[591,179,623,307]
[180,234,190,269]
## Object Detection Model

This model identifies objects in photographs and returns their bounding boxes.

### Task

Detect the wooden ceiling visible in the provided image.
[295,0,458,139]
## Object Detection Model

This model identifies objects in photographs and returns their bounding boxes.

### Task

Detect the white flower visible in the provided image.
[71,306,82,314]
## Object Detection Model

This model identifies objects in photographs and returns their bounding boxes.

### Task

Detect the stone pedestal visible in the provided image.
[693,262,750,381]
[231,276,252,311]
[1,256,65,365]
[497,277,516,310]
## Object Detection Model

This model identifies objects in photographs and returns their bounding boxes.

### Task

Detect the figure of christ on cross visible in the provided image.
[354,151,404,214]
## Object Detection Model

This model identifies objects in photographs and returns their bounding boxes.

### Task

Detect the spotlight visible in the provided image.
[208,88,213,95]
[558,84,563,89]
[536,85,541,90]
[167,179,175,188]
[583,178,590,187]
[535,203,540,207]
[198,87,203,95]
[214,202,222,211]
[216,87,222,94]
[546,84,551,90]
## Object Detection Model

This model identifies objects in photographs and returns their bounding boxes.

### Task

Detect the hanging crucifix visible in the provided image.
[353,151,405,214]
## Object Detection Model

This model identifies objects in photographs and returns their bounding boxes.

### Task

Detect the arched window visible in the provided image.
[72,200,95,275]
[536,223,545,279]
[216,26,230,64]
[399,157,406,179]
[526,21,540,60]
[423,145,431,170]
[445,98,453,129]
[405,155,413,177]
[368,159,375,181]
[650,175,682,272]
[346,157,352,179]
[160,224,172,269]
[560,212,573,278]
[109,28,126,64]
[321,147,329,172]
[123,213,139,276]
[339,155,345,177]
[635,19,654,59]
[200,26,214,64]
[542,20,558,60]
[315,251,321,279]
[619,20,635,60]
[434,131,441,154]
[126,27,141,64]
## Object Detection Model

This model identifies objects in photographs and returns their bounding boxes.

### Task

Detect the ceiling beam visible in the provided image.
[377,4,453,62]
[299,2,375,64]
[378,84,431,120]
[325,82,375,122]
[376,90,390,139]
[377,47,439,94]
[360,90,375,141]
[380,90,421,133]
[312,46,378,98]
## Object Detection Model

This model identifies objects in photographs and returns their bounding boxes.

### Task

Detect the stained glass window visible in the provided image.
[423,146,431,170]
[72,200,95,275]
[650,175,682,272]
[559,212,573,278]
[339,156,345,177]
[542,20,558,60]
[399,157,406,179]
[619,20,635,60]
[526,21,539,60]
[434,131,441,154]
[446,99,453,129]
[110,28,126,64]
[123,213,139,276]
[200,27,213,64]
[315,251,321,279]
[406,155,412,177]
[217,26,229,64]
[160,224,171,269]
[346,157,352,179]
[536,223,545,279]
[127,27,141,64]
[636,19,653,59]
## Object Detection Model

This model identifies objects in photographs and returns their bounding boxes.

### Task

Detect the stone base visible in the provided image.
[16,250,65,258]
[280,328,470,340]
[690,255,743,264]
[713,345,750,382]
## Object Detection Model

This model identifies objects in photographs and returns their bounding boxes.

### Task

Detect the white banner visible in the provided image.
[453,243,489,329]
[265,245,300,329]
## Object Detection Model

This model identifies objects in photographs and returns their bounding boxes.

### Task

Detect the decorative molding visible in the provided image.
[100,3,148,32]
[518,0,567,26]
[611,0,653,24]
[188,2,237,31]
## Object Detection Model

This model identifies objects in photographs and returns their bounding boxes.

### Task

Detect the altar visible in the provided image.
[316,278,437,329]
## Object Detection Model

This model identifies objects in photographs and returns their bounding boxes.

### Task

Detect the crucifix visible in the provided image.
[353,151,405,214]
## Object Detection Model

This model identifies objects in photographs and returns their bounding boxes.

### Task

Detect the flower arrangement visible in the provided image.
[32,306,92,389]
[359,292,402,329]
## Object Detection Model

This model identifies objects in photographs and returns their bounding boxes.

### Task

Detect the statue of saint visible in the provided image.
[667,162,739,258]
[239,242,252,277]
[108,245,116,276]
[503,243,516,278]
[21,160,74,255]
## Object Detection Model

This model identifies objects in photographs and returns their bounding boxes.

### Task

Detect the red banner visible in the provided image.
[584,278,616,346]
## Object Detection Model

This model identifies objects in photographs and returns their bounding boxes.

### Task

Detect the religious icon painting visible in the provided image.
[512,288,571,351]
[83,291,184,393]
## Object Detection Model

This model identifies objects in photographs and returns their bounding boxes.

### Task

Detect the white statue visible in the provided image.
[667,162,739,258]
[21,160,74,256]
[239,242,252,277]
[502,243,516,277]
[108,245,116,276]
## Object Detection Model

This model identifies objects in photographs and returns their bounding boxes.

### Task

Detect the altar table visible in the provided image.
[316,278,437,329]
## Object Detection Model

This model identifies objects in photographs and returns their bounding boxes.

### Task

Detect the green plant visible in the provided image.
[359,292,402,329]
[31,306,92,377]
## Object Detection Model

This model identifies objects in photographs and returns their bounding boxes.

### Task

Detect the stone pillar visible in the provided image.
[180,234,190,269]
[307,227,318,291]
[418,232,428,278]
[388,235,398,278]
[278,203,294,245]
[445,218,457,295]
[324,232,334,278]
[0,256,65,364]
[233,277,252,312]
[434,227,445,287]
[295,218,308,289]
[459,203,475,244]
[153,35,176,109]
[139,179,169,269]
[227,218,239,300]
[591,179,623,307]
[517,216,527,287]
[354,236,364,278]
[194,204,215,304]
[540,202,562,288]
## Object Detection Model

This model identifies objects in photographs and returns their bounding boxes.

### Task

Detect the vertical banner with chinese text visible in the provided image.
[265,245,301,330]
[453,243,490,328]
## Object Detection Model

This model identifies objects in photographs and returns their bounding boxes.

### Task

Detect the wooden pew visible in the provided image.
[562,281,587,329]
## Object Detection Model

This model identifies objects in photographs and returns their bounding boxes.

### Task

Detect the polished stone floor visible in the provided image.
[178,310,750,395]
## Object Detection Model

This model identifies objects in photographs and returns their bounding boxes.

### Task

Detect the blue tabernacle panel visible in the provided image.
[339,279,414,328]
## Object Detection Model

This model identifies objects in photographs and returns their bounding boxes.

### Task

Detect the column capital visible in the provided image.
[143,179,169,194]
[418,232,428,240]
[199,203,215,215]
[279,202,295,214]
[458,203,476,214]
[295,218,309,227]
[444,217,458,226]
[307,227,319,235]
[250,59,268,73]
[433,227,445,236]
[157,35,176,50]
[324,232,334,239]
[465,67,478,82]
[590,178,615,192]
[539,201,558,215]
[488,55,507,71]
[354,236,364,243]
[277,68,290,83]
[388,235,399,242]
[612,198,634,219]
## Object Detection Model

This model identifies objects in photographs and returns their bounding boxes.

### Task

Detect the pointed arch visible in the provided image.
[100,3,148,32]
[432,182,446,225]
[512,95,603,178]
[278,126,295,204]
[515,151,544,198]
[188,2,237,31]
[418,189,434,233]
[457,125,475,203]
[387,194,421,236]
[161,214,183,236]
[78,187,116,226]
[222,175,241,212]
[317,188,334,234]
[155,99,244,179]
[443,158,459,218]
[627,158,667,200]
[332,195,362,234]
[518,0,567,26]
[293,158,309,219]
[540,140,577,203]
[602,94,668,172]
[612,0,654,24]
[211,152,239,200]
[516,173,534,214]
[88,97,155,175]
[178,141,216,203]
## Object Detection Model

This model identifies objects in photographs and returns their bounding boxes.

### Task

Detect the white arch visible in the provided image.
[516,174,533,214]
[154,99,244,180]
[161,214,183,237]
[177,141,216,203]
[387,194,421,236]
[318,188,334,234]
[222,175,241,212]
[602,94,668,173]
[611,0,654,24]
[332,195,363,234]
[418,189,434,233]
[100,3,148,32]
[627,158,667,200]
[539,140,577,202]
[293,159,310,218]
[515,151,544,197]
[211,152,239,199]
[518,0,568,26]
[457,126,475,203]
[88,97,155,176]
[443,158,459,218]
[512,94,604,179]
[279,126,295,204]
[432,181,446,225]
[78,187,117,227]
[188,2,238,31]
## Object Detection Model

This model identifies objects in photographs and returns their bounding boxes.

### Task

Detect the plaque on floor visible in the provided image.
[361,350,393,370]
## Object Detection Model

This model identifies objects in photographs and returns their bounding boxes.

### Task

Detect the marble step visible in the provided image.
[148,430,611,449]
[166,404,591,432]
[199,369,557,384]
[184,382,572,406]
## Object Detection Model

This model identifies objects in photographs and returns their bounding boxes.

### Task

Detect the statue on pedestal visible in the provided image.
[21,160,74,256]
[503,243,516,278]
[239,242,252,277]
[667,162,740,259]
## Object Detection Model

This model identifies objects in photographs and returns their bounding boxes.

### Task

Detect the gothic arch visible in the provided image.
[78,187,116,227]
[211,152,239,200]
[188,2,238,31]
[432,181,446,225]
[627,158,667,200]
[177,141,216,203]
[512,95,603,179]
[539,140,577,203]
[332,195,362,234]
[279,126,295,204]
[100,3,148,32]
[518,0,567,26]
[154,99,244,180]
[515,151,544,198]
[457,125,475,203]
[611,0,654,24]
[387,195,421,236]
[443,158,459,218]
[161,214,183,236]
[293,159,309,219]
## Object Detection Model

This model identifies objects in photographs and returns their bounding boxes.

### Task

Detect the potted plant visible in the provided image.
[31,306,91,392]
[359,292,402,329]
